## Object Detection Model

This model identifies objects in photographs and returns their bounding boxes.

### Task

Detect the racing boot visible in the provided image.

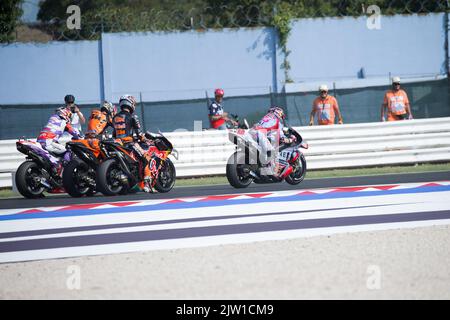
[143,177,153,193]
[142,165,153,193]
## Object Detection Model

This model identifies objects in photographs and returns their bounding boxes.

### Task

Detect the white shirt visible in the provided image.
[62,112,82,140]
[70,113,82,132]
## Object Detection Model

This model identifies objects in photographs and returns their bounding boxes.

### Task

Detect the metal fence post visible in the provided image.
[0,105,2,139]
[140,92,146,130]
[98,32,105,102]
[269,86,273,106]
[445,2,450,100]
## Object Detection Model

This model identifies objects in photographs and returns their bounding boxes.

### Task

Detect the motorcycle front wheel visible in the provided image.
[154,158,176,193]
[285,153,307,185]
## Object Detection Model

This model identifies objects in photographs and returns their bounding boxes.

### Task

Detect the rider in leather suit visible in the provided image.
[112,95,153,192]
[250,106,295,178]
[86,101,117,139]
[37,107,82,174]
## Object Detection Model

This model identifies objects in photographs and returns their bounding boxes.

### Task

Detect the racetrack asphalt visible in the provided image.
[1,171,450,299]
[1,171,449,210]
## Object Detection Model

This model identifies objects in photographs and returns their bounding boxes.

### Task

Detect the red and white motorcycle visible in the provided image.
[226,127,308,188]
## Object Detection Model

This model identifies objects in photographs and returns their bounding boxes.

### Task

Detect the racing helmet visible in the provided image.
[268,106,286,120]
[119,95,137,113]
[56,107,72,122]
[101,101,117,116]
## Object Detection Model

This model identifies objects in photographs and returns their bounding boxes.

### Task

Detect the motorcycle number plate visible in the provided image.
[278,151,291,161]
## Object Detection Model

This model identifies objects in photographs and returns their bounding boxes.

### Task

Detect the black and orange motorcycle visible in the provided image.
[96,132,177,196]
[62,137,111,197]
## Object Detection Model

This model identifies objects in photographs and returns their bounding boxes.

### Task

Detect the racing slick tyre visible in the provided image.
[15,161,46,199]
[226,151,253,188]
[63,160,95,197]
[154,158,176,193]
[96,159,127,196]
[285,153,307,185]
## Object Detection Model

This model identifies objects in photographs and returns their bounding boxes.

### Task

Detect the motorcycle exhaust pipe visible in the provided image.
[117,173,129,185]
[39,178,51,189]
[249,171,259,179]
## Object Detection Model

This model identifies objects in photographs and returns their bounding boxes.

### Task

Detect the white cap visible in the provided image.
[319,84,328,91]
[392,76,401,84]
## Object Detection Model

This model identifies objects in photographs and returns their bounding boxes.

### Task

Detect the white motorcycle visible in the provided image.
[226,127,308,188]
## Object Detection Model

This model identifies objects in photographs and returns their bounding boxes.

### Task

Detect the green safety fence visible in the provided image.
[0,78,448,140]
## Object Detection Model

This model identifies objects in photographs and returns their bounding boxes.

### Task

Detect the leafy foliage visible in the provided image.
[0,0,23,42]
[36,0,449,32]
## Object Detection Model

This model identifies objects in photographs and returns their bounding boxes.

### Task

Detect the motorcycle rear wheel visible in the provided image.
[97,159,127,196]
[226,152,253,188]
[15,161,46,199]
[63,160,94,197]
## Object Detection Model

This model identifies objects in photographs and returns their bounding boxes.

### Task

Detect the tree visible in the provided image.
[0,0,23,42]
[37,0,112,22]
[37,0,207,22]
[34,0,449,41]
[36,0,208,39]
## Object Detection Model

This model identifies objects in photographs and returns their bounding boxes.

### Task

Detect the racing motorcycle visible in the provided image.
[15,139,68,198]
[96,132,178,196]
[62,138,110,197]
[226,127,308,188]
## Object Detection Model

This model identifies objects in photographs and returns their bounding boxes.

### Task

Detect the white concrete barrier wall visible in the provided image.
[1,117,450,188]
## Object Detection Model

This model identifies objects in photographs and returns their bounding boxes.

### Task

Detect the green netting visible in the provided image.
[285,78,450,126]
[0,78,448,140]
[140,94,273,132]
[0,104,95,140]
